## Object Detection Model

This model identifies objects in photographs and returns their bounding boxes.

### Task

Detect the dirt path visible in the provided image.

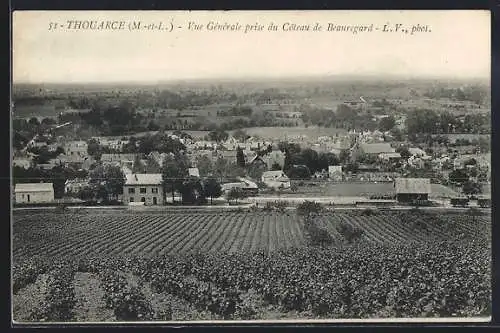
[73,272,115,322]
[12,274,49,323]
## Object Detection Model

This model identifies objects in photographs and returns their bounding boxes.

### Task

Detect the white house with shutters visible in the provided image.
[123,173,163,205]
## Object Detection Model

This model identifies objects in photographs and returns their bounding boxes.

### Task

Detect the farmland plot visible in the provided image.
[13,210,490,260]
[12,209,491,322]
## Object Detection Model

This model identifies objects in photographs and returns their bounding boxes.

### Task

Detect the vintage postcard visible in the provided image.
[11,10,491,324]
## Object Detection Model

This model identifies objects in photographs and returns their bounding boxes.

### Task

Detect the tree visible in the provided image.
[226,187,248,204]
[196,155,213,177]
[33,146,53,165]
[213,157,245,182]
[339,150,351,165]
[145,155,161,173]
[78,186,95,201]
[105,165,125,200]
[203,177,222,205]
[89,164,125,201]
[297,200,323,216]
[41,117,56,126]
[344,162,359,173]
[161,153,189,204]
[462,181,482,197]
[406,109,440,135]
[396,146,411,160]
[271,162,282,171]
[138,135,156,154]
[247,162,267,180]
[449,169,469,185]
[390,127,403,141]
[123,137,138,153]
[214,157,229,182]
[300,149,320,174]
[236,146,246,168]
[178,176,205,204]
[132,155,145,173]
[232,129,249,142]
[317,152,339,172]
[95,184,109,202]
[478,171,489,183]
[147,120,160,131]
[28,117,40,127]
[283,149,293,174]
[478,137,490,153]
[379,116,396,132]
[208,130,229,142]
[287,165,311,180]
[55,146,65,156]
[464,158,477,167]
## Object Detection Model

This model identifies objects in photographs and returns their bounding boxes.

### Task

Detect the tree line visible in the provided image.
[406,109,489,136]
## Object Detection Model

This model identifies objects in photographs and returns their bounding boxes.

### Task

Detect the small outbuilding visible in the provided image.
[394,177,431,203]
[15,183,55,204]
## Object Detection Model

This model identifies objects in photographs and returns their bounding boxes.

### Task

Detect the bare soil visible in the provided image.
[73,272,115,322]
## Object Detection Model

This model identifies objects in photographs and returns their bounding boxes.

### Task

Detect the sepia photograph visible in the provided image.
[11,10,491,324]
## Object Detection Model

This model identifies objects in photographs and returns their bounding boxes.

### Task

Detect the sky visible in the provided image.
[12,10,491,83]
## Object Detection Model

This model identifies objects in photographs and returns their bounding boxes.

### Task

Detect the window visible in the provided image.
[141,197,146,203]
[130,197,134,202]
[128,188,135,194]
[140,187,147,194]
[152,188,159,194]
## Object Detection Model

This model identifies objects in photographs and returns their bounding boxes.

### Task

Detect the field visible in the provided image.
[233,127,348,140]
[13,209,491,322]
[13,104,62,119]
[288,182,460,199]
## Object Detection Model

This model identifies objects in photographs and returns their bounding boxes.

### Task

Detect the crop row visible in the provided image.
[13,238,490,321]
[127,258,249,319]
[12,257,50,294]
[98,269,158,321]
[30,263,76,322]
[13,212,310,259]
[159,243,490,318]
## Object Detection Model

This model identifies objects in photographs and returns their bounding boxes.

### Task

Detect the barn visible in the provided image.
[15,183,55,204]
[394,178,431,203]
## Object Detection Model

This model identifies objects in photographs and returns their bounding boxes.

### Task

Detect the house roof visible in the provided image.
[360,143,395,154]
[237,177,258,189]
[409,148,427,156]
[125,173,163,186]
[395,178,431,194]
[188,168,200,177]
[379,152,402,159]
[262,171,289,180]
[65,140,87,147]
[102,153,139,162]
[248,154,265,165]
[15,183,54,192]
[218,150,237,159]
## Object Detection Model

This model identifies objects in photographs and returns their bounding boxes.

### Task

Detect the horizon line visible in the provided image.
[12,73,490,86]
